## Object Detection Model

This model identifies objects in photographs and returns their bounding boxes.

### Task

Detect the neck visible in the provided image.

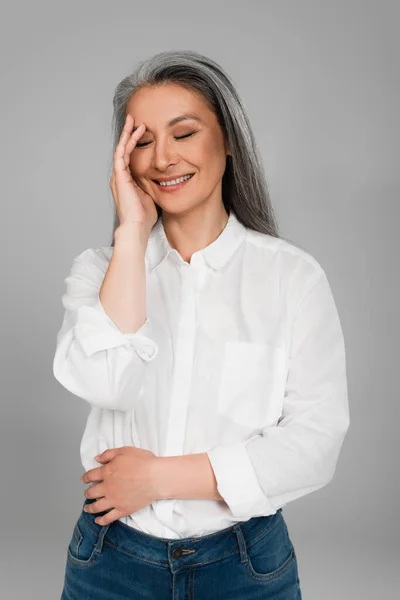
[161,202,229,264]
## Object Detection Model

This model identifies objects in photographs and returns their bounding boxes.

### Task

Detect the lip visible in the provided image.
[153,173,195,192]
[153,173,195,182]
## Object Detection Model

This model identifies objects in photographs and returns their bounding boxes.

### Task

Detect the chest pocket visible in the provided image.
[218,341,287,428]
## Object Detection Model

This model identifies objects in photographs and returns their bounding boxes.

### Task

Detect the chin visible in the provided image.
[159,201,201,216]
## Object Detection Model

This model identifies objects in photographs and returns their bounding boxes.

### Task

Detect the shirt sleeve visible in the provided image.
[52,247,158,411]
[207,268,350,518]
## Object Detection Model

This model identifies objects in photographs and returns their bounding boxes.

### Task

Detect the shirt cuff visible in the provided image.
[73,299,158,361]
[207,439,276,518]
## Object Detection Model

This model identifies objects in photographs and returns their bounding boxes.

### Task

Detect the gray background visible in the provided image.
[1,1,398,598]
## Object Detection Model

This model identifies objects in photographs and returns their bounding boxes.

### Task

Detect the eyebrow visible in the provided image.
[132,113,202,134]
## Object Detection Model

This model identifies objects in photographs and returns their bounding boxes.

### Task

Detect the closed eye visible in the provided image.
[136,131,197,148]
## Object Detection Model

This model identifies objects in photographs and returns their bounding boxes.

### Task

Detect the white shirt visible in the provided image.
[53,210,349,539]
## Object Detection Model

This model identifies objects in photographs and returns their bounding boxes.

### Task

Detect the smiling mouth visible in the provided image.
[153,173,195,187]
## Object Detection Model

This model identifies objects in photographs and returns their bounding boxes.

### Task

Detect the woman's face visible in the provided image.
[126,83,230,215]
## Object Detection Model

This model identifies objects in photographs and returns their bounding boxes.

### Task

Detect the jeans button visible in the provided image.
[172,548,183,559]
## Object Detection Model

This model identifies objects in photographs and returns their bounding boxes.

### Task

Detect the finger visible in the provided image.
[122,116,146,168]
[113,115,135,173]
[80,467,103,483]
[83,497,110,514]
[96,447,121,463]
[124,120,146,159]
[110,169,118,197]
[84,482,105,499]
[123,122,141,188]
[94,507,123,526]
[115,117,145,174]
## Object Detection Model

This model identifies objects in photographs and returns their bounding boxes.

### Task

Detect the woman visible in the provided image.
[54,49,349,599]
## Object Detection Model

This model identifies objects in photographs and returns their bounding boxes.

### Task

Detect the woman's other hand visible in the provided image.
[80,446,161,525]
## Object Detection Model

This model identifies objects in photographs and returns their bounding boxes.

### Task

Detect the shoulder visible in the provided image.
[244,228,325,286]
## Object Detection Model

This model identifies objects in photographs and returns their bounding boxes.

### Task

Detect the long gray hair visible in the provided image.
[108,50,285,247]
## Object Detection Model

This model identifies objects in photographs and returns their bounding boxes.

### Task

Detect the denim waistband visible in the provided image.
[82,497,284,572]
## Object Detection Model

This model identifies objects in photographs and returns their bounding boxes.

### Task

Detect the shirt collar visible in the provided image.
[145,210,246,272]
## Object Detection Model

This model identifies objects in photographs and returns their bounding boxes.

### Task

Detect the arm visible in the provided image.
[156,269,349,516]
[52,224,158,411]
[152,453,225,502]
[99,222,150,334]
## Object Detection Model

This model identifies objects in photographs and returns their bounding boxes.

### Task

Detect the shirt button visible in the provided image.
[172,548,183,559]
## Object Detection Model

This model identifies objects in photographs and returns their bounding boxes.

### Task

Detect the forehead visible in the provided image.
[126,83,215,125]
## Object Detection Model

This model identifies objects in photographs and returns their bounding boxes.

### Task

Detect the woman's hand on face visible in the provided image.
[110,113,158,231]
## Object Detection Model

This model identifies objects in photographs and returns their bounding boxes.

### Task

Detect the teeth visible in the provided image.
[158,174,193,186]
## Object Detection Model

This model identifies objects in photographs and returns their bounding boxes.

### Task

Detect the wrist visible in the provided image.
[114,223,150,252]
[151,456,171,501]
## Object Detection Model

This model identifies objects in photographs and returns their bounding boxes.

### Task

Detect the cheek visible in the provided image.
[203,148,228,180]
[195,140,226,174]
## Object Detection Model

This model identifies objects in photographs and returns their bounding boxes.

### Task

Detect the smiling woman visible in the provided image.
[122,82,232,215]
[55,48,349,600]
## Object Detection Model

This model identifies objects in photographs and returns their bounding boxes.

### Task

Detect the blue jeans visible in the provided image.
[61,496,302,599]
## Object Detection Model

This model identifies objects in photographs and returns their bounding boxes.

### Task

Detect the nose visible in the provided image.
[151,136,178,172]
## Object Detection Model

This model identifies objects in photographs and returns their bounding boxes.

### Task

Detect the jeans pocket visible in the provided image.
[241,512,296,583]
[67,510,103,568]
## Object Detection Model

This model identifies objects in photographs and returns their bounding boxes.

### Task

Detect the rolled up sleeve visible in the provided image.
[52,248,158,411]
[207,268,350,518]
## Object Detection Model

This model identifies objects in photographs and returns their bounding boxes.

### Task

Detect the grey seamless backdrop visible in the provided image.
[1,1,398,598]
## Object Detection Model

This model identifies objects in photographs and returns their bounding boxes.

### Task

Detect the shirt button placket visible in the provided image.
[153,264,197,527]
